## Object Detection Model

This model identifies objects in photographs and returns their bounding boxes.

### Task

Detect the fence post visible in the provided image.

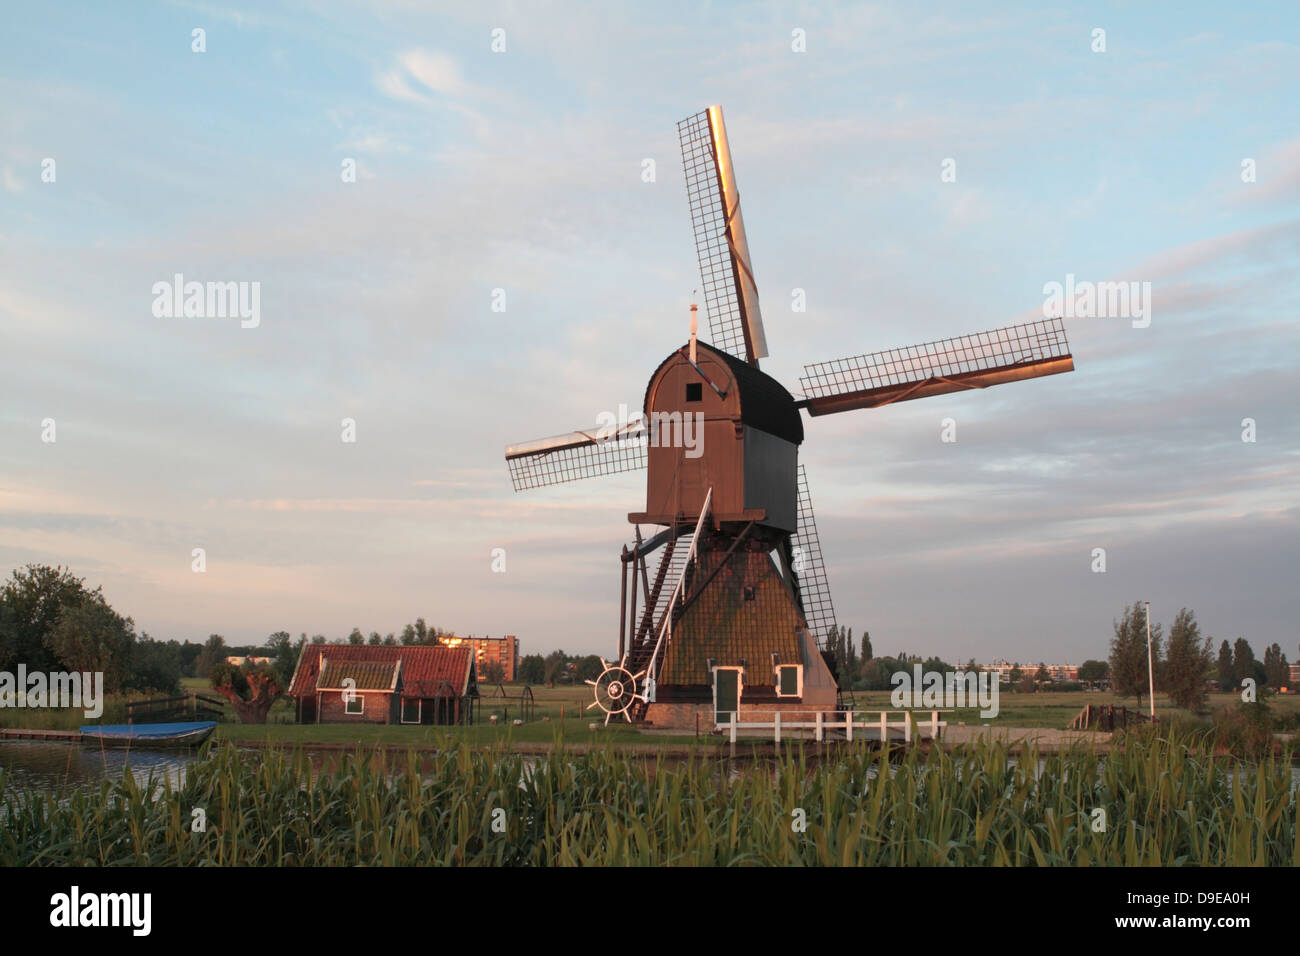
[879,710,887,743]
[774,710,781,744]
[845,709,853,743]
[904,712,912,743]
[815,711,823,743]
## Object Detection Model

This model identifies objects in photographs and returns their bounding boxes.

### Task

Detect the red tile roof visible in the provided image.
[289,644,474,698]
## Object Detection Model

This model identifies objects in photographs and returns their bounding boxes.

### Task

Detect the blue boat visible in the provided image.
[79,721,217,748]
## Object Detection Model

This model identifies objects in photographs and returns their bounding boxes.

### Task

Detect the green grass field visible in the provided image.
[847,688,1300,729]
[196,679,706,747]
[4,677,1296,751]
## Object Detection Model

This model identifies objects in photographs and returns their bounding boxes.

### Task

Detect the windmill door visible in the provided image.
[678,455,707,521]
[713,666,742,724]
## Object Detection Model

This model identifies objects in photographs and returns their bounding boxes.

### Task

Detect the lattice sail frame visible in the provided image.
[677,108,767,364]
[791,465,838,652]
[799,317,1071,400]
[505,422,647,492]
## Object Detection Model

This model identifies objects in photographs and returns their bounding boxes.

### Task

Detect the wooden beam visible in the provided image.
[798,355,1074,417]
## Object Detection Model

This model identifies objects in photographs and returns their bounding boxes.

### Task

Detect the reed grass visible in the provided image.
[1,734,1294,865]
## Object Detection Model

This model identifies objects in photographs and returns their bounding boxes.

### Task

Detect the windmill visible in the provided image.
[505,107,1074,729]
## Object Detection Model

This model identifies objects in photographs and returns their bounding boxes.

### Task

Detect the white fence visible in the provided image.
[716,710,950,745]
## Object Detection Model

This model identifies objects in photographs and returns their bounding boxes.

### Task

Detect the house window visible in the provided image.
[685,382,702,402]
[344,694,364,715]
[401,698,421,724]
[713,666,744,724]
[776,664,803,698]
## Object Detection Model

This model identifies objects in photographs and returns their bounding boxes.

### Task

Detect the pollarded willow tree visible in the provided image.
[210,661,282,723]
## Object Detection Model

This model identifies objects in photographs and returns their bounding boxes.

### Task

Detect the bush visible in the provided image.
[1211,701,1275,760]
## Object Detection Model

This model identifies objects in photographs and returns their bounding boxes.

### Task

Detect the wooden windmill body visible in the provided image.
[506,107,1075,729]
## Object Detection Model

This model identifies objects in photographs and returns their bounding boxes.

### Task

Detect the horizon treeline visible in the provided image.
[3,566,1293,708]
[0,564,474,695]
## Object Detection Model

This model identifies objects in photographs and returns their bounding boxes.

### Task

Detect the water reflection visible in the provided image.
[0,741,194,795]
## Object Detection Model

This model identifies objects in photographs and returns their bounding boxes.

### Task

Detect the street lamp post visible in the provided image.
[1144,601,1155,720]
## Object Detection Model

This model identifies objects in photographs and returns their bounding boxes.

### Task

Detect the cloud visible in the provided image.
[375,49,471,108]
[399,49,465,96]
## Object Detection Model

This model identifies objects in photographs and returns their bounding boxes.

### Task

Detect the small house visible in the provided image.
[287,644,478,725]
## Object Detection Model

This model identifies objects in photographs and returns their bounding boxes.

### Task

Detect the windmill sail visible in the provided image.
[797,317,1073,416]
[678,106,768,366]
[792,465,837,652]
[505,421,647,491]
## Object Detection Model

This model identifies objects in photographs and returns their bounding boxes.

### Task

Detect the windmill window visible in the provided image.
[743,586,756,601]
[685,382,703,402]
[776,664,803,698]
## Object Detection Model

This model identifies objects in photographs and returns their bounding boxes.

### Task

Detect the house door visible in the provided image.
[713,667,741,724]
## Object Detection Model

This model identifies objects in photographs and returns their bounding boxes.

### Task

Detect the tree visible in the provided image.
[264,631,298,688]
[861,631,872,662]
[348,628,364,645]
[1110,601,1162,702]
[0,564,107,674]
[482,661,505,684]
[1078,660,1109,685]
[0,598,16,670]
[40,591,136,692]
[542,649,567,687]
[129,634,183,694]
[193,633,227,678]
[381,633,397,646]
[576,655,604,682]
[211,661,281,723]
[518,653,544,684]
[1034,665,1050,687]
[1263,643,1289,688]
[367,631,382,646]
[1231,638,1255,688]
[1216,640,1234,690]
[1163,608,1212,710]
[1008,666,1022,687]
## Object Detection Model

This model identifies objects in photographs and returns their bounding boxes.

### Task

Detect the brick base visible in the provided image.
[645,686,837,731]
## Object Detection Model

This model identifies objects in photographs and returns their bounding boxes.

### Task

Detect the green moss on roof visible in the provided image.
[317,659,399,691]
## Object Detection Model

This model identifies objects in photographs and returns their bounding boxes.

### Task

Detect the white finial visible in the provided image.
[689,303,698,364]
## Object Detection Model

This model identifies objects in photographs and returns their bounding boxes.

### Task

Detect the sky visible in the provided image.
[1,1,1297,666]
